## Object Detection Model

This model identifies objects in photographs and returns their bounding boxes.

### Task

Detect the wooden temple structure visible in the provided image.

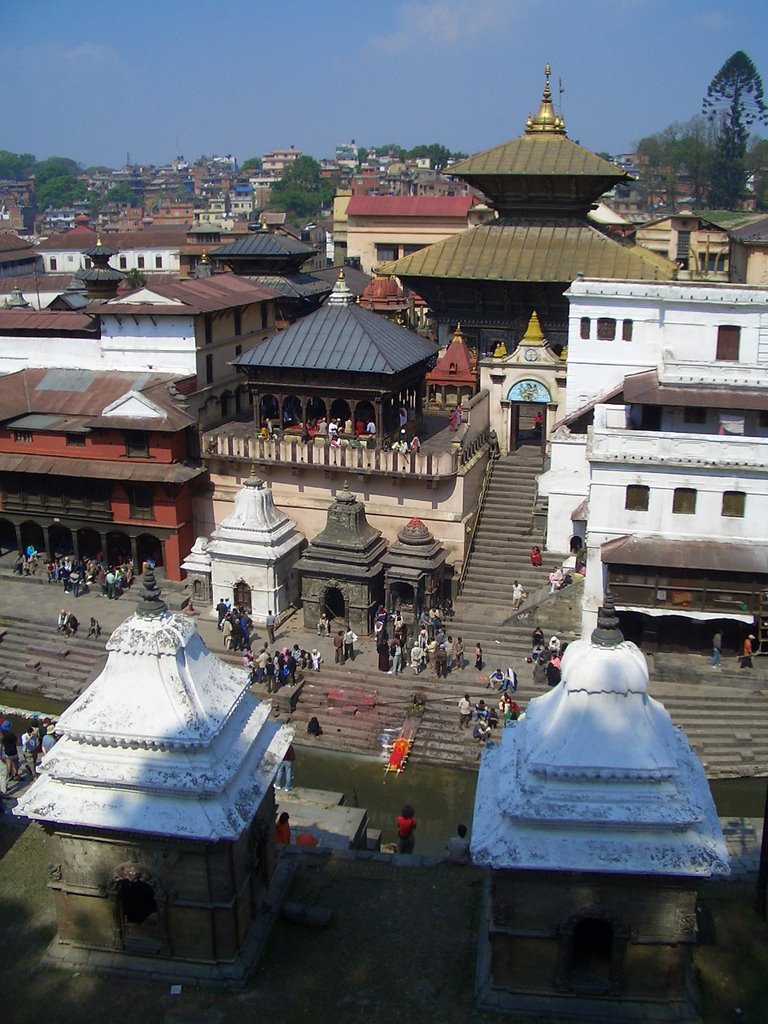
[233,271,437,440]
[425,322,477,411]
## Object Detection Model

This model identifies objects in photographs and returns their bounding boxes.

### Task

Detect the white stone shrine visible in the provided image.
[471,595,729,1021]
[16,570,292,982]
[207,469,304,623]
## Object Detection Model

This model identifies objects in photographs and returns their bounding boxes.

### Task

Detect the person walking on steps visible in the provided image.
[265,609,276,645]
[711,630,722,668]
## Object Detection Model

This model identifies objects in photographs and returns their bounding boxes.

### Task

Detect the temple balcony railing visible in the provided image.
[588,405,768,471]
[203,431,460,479]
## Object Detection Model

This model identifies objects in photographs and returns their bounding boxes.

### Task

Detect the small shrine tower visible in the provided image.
[15,570,292,984]
[472,595,729,1021]
[206,469,304,622]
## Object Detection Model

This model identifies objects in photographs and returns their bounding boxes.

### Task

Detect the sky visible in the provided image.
[2,0,768,170]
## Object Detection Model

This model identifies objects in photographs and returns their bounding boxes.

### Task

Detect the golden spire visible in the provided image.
[525,64,566,135]
[453,322,464,343]
[523,310,545,342]
[492,340,508,358]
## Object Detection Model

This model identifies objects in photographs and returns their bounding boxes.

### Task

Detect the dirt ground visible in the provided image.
[2,820,766,1024]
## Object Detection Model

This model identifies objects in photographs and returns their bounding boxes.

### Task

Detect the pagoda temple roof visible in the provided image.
[234,278,437,376]
[379,220,675,284]
[448,133,628,182]
[213,232,314,260]
[426,324,476,386]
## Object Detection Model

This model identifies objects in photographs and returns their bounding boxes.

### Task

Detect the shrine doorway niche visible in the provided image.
[112,864,166,956]
[506,379,551,453]
[389,581,415,619]
[234,579,252,613]
[324,586,346,623]
[48,523,74,558]
[20,520,45,558]
[137,533,163,569]
[569,917,615,995]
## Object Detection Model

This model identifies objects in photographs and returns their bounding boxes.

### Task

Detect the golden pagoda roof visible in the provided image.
[448,133,626,181]
[379,222,676,283]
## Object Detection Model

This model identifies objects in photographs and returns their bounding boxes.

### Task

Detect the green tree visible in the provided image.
[0,149,36,179]
[125,268,147,289]
[702,50,768,208]
[269,156,333,220]
[105,182,137,205]
[240,156,262,173]
[636,118,716,208]
[33,156,87,209]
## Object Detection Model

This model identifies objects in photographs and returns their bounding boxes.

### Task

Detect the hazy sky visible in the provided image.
[3,0,767,169]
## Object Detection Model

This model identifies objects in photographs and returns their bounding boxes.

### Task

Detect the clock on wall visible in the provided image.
[524,348,539,362]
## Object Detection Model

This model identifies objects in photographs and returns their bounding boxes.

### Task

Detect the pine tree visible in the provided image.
[702,51,768,209]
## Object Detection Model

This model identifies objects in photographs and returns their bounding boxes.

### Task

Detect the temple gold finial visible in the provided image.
[525,64,566,135]
[453,322,464,343]
[523,311,545,342]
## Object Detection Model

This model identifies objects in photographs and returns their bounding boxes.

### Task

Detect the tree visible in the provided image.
[240,156,262,173]
[33,156,87,209]
[269,156,333,221]
[702,50,768,208]
[125,268,147,289]
[0,149,36,180]
[105,182,137,205]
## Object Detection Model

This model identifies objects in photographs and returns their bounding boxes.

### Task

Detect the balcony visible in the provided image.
[588,405,768,471]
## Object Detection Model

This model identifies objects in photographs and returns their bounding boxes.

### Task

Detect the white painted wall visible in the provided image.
[99,314,197,375]
[42,244,180,275]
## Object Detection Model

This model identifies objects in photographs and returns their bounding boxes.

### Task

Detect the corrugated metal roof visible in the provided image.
[0,451,202,483]
[623,369,767,410]
[347,196,475,218]
[213,233,314,259]
[36,369,96,392]
[95,273,280,315]
[249,273,331,299]
[449,134,628,179]
[602,535,768,575]
[234,303,437,375]
[379,222,676,283]
[0,309,97,332]
[7,413,60,429]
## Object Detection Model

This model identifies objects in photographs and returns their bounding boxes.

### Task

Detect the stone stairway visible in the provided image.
[0,614,106,702]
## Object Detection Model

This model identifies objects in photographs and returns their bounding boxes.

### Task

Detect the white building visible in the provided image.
[541,278,768,648]
[38,228,186,276]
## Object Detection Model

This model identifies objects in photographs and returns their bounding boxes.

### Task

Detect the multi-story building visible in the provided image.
[540,278,768,650]
[0,367,204,579]
[261,148,301,177]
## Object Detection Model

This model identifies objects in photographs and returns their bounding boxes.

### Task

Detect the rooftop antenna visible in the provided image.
[558,77,566,125]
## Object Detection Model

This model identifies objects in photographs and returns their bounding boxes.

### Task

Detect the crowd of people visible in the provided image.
[0,715,58,813]
[16,551,139,601]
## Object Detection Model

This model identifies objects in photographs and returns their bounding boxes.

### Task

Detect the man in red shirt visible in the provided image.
[396,804,417,854]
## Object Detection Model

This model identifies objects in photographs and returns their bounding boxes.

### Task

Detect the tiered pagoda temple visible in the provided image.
[381,66,675,356]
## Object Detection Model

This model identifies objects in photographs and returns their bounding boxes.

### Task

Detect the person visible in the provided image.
[548,635,561,655]
[310,648,322,672]
[434,644,448,679]
[410,642,425,673]
[344,625,356,662]
[452,636,465,670]
[389,638,403,675]
[449,402,463,432]
[1,722,20,782]
[87,617,101,640]
[546,658,562,688]
[740,634,755,670]
[500,667,518,693]
[475,699,489,722]
[366,419,376,435]
[333,630,345,664]
[377,637,390,672]
[57,608,67,632]
[475,642,483,670]
[216,598,229,629]
[473,720,491,744]
[317,613,330,637]
[531,626,545,656]
[275,744,295,791]
[533,410,543,437]
[445,824,471,865]
[20,724,40,778]
[64,612,79,637]
[548,566,564,593]
[222,616,233,649]
[275,811,291,845]
[458,693,472,728]
[488,429,500,459]
[511,580,524,610]
[396,804,417,854]
[487,705,499,729]
[489,667,505,690]
[409,434,421,454]
[711,630,723,668]
[265,609,276,645]
[530,545,542,567]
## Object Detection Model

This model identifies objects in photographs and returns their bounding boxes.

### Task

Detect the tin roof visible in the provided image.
[94,273,280,315]
[448,133,628,180]
[379,221,675,283]
[0,451,202,483]
[213,232,314,259]
[602,535,768,575]
[234,302,437,375]
[346,195,475,218]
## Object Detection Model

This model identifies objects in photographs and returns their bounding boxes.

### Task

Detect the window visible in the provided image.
[672,488,697,514]
[204,314,213,344]
[50,257,57,271]
[625,485,649,511]
[205,353,213,385]
[622,319,633,341]
[234,344,242,357]
[137,256,145,269]
[13,430,33,443]
[683,407,706,425]
[375,244,398,262]
[597,318,616,341]
[401,244,424,257]
[722,491,746,518]
[119,256,127,269]
[154,255,163,269]
[234,308,242,336]
[65,433,86,447]
[716,325,740,361]
[128,485,154,519]
[125,430,149,457]
[580,317,590,339]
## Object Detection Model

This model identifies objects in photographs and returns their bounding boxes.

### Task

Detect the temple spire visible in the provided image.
[136,566,168,618]
[525,64,566,135]
[590,590,624,648]
[328,268,355,306]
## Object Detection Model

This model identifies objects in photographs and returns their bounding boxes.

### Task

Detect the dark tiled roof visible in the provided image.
[234,303,437,375]
[0,309,96,332]
[247,273,331,299]
[212,232,314,259]
[313,264,371,296]
[0,232,35,253]
[379,221,675,282]
[37,227,189,251]
[729,216,768,243]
